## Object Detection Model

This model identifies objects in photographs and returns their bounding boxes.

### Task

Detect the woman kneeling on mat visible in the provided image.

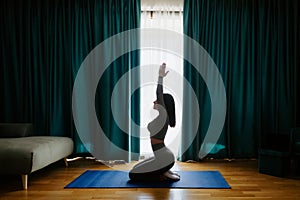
[129,63,180,182]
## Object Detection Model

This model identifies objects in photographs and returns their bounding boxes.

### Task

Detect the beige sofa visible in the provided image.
[0,123,74,189]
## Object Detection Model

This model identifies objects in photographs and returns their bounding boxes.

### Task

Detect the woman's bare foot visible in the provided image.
[163,171,180,181]
[168,170,180,178]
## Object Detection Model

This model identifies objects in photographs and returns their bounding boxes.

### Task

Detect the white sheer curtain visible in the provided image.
[141,0,183,12]
[140,1,183,158]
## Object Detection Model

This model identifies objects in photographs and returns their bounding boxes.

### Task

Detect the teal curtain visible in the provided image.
[0,0,140,160]
[181,0,299,160]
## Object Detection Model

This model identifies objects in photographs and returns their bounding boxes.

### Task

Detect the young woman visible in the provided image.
[129,63,180,182]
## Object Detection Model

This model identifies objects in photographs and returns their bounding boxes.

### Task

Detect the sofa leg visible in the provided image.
[64,157,69,167]
[21,174,28,190]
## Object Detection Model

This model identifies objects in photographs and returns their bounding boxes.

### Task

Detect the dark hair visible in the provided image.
[163,93,176,127]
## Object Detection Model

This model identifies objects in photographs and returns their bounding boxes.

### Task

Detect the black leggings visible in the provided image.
[129,143,175,182]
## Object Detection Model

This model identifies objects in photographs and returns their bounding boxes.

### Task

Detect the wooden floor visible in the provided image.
[0,158,300,200]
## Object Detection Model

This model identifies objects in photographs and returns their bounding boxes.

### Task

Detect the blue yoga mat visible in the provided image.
[65,170,231,189]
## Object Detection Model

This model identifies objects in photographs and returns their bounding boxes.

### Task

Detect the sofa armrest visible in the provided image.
[0,123,33,138]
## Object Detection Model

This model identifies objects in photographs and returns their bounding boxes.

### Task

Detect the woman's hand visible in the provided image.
[159,63,169,77]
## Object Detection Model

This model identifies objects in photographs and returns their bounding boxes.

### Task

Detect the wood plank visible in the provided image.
[0,159,299,200]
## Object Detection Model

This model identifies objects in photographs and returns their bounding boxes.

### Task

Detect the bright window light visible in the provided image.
[140,8,183,159]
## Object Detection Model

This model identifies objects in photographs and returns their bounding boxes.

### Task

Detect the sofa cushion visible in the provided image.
[0,136,73,175]
[0,123,33,138]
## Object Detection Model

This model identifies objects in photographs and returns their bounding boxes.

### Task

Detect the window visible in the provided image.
[140,1,183,159]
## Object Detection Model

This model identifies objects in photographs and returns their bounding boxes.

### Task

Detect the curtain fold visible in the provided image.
[181,0,299,160]
[0,0,140,160]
